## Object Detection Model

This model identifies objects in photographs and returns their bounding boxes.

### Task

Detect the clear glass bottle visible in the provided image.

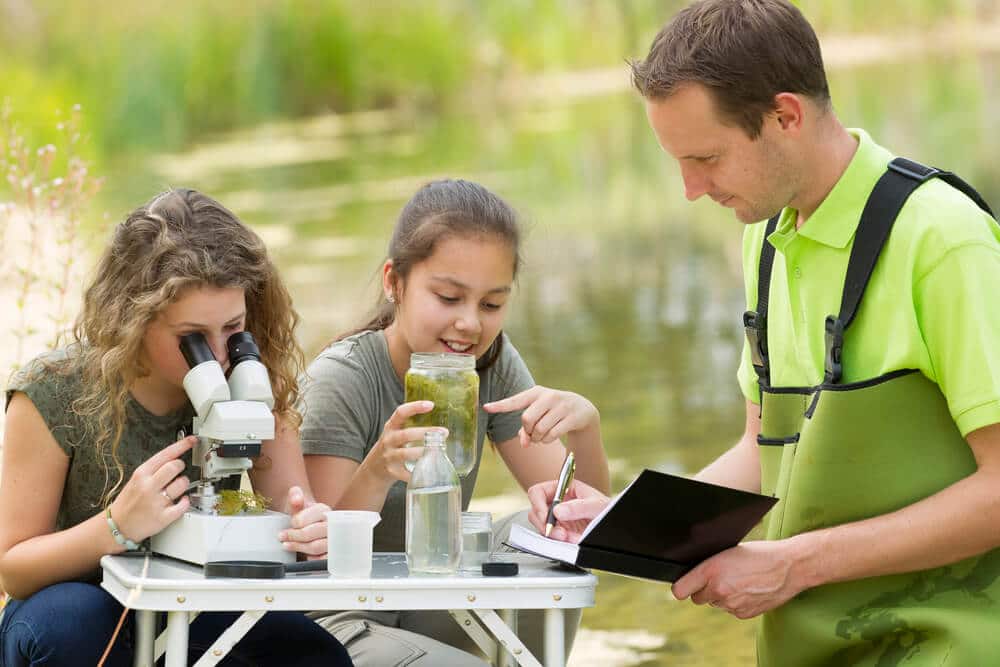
[404,352,479,476]
[406,429,463,574]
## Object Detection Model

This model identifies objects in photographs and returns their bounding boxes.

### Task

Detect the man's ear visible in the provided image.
[772,92,805,133]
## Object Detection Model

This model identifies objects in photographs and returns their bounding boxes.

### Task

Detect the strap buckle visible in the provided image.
[823,316,844,384]
[743,310,769,381]
[887,157,941,183]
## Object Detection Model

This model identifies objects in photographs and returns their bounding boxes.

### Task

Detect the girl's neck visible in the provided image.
[382,323,410,383]
[130,374,189,416]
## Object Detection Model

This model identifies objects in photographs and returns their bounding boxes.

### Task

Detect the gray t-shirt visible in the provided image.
[4,348,216,582]
[299,330,534,551]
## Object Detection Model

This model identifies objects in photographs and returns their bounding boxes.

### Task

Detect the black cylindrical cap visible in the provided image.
[227,331,261,367]
[180,333,216,368]
[204,560,285,579]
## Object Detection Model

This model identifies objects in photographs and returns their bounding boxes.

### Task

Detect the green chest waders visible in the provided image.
[744,158,998,666]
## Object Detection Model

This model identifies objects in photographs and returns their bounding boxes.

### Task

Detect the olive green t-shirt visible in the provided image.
[298,330,534,552]
[737,129,1000,436]
[5,349,200,559]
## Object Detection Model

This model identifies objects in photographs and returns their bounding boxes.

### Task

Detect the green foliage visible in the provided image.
[0,1,989,165]
[216,489,269,516]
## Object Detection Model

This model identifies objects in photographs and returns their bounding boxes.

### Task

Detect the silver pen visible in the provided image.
[545,451,576,537]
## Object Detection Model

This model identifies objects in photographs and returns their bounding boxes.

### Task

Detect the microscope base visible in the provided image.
[151,510,296,566]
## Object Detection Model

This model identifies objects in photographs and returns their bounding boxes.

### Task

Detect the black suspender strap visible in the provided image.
[823,157,995,385]
[747,156,994,398]
[743,214,781,384]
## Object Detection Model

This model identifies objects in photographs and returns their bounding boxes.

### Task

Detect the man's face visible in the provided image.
[645,84,797,224]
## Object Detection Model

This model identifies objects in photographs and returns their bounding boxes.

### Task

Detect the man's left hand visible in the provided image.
[671,539,810,619]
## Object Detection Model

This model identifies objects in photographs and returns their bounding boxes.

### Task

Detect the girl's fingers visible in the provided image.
[135,436,196,477]
[482,386,542,413]
[384,401,434,432]
[150,458,188,490]
[162,475,190,502]
[386,427,445,449]
[530,409,564,443]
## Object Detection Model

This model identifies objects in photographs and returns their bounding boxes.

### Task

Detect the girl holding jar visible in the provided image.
[300,179,610,666]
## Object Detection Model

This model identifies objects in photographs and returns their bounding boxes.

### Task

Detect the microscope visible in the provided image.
[150,331,296,566]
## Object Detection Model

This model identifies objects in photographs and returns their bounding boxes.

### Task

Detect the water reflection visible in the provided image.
[99,51,1000,666]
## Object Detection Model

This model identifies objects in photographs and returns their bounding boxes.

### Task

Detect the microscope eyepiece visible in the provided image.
[180,333,216,369]
[227,331,261,368]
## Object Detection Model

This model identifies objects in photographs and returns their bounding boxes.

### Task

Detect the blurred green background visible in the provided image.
[2,1,1000,664]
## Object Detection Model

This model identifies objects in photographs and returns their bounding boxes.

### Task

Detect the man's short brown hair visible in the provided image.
[631,0,831,139]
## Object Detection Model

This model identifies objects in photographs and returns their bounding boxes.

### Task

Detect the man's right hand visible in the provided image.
[527,478,610,543]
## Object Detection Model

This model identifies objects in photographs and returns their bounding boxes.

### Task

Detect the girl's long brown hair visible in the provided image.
[59,188,303,503]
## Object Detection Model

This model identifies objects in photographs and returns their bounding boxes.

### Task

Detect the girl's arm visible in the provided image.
[249,415,317,512]
[307,401,440,511]
[0,393,191,599]
[485,386,611,494]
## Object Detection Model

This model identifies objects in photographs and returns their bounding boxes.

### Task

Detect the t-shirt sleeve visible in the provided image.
[915,240,1000,436]
[297,350,377,463]
[5,362,77,456]
[737,224,764,405]
[485,336,536,444]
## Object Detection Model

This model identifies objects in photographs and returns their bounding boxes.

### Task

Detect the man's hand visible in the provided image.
[671,538,812,619]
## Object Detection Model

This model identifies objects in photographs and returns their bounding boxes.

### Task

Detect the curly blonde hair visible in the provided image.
[65,188,303,502]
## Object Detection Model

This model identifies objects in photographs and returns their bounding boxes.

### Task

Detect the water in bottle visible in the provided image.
[406,429,462,574]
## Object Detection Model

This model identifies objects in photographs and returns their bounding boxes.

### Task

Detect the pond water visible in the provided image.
[101,50,1000,665]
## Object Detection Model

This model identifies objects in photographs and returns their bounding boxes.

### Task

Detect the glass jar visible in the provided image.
[404,352,479,476]
[406,429,462,574]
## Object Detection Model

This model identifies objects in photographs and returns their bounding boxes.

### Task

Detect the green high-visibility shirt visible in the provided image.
[737,129,1000,437]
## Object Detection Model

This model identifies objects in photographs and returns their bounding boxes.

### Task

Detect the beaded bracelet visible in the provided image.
[105,507,140,551]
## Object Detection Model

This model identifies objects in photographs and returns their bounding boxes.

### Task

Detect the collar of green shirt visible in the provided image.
[766,129,895,253]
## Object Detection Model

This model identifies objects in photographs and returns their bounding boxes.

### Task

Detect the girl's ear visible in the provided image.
[382,259,397,302]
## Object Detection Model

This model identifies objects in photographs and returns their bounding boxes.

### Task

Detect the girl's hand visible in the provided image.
[484,386,600,448]
[364,401,445,484]
[527,478,609,543]
[278,486,330,558]
[109,435,195,544]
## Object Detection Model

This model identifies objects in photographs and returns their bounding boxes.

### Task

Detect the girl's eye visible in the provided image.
[481,302,502,312]
[437,294,460,304]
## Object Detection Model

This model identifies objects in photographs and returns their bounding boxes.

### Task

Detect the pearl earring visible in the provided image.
[386,294,395,304]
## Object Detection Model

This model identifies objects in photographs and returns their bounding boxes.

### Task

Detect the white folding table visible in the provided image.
[100,553,596,667]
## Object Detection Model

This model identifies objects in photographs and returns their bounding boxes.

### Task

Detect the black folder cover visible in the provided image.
[508,468,777,582]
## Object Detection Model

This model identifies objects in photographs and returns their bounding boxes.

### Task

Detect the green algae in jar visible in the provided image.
[405,353,479,476]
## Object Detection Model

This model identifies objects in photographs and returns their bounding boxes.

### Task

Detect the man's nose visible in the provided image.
[681,164,709,202]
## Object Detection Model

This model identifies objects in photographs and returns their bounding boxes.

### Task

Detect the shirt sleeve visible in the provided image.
[485,335,536,444]
[5,361,78,457]
[737,224,764,405]
[297,351,378,462]
[915,240,1000,436]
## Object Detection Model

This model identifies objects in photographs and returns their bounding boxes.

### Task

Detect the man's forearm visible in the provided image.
[788,466,1000,590]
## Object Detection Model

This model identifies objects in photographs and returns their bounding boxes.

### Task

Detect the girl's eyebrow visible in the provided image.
[430,275,511,294]
[172,313,246,329]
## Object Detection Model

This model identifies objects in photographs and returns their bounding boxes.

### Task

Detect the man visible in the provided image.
[528,0,1000,664]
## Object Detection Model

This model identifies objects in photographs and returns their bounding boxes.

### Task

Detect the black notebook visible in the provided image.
[507,469,777,582]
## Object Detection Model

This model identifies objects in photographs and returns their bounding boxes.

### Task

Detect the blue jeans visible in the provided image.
[0,582,352,667]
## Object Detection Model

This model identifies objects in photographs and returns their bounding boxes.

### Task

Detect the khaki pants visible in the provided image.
[311,511,581,667]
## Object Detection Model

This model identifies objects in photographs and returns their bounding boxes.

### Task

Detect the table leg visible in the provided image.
[164,610,189,667]
[132,610,155,667]
[472,609,541,667]
[448,609,498,659]
[498,610,518,667]
[543,608,564,667]
[192,610,266,667]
